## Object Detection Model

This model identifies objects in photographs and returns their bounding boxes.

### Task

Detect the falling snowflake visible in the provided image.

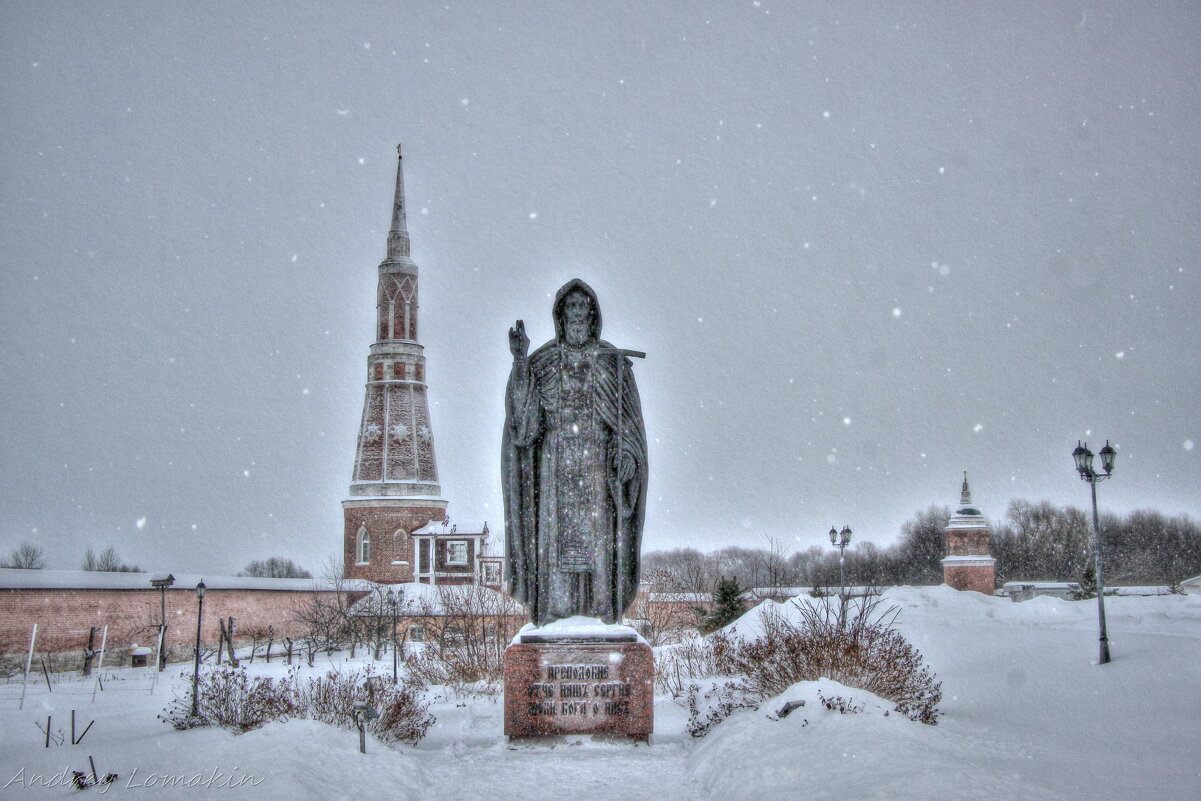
[364,423,382,443]
[390,423,409,441]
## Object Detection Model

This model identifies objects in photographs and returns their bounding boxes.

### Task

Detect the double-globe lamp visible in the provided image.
[1072,439,1117,665]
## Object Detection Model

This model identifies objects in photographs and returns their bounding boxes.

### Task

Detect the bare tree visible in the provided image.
[892,506,950,585]
[1,541,46,569]
[239,557,312,578]
[403,584,524,686]
[753,536,791,589]
[81,545,141,572]
[629,569,694,646]
[290,556,355,663]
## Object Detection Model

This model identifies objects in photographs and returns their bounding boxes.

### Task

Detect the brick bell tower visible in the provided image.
[342,145,447,582]
[941,471,996,594]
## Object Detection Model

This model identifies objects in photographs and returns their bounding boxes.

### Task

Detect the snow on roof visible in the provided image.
[648,592,711,603]
[409,521,488,536]
[348,582,520,616]
[747,586,811,597]
[0,568,373,593]
[1001,580,1176,596]
[743,586,879,600]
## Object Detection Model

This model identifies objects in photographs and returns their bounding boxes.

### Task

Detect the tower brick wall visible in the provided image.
[343,503,446,583]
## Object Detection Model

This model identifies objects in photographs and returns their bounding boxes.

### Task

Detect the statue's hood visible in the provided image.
[552,278,602,342]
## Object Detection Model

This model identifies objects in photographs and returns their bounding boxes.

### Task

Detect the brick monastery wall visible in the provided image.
[0,587,334,674]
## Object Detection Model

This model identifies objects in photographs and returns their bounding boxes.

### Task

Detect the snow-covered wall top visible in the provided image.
[0,568,374,593]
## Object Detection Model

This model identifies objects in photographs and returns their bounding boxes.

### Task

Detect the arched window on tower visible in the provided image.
[356,524,371,565]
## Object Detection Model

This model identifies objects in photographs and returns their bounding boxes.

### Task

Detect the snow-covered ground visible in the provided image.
[1,586,1198,800]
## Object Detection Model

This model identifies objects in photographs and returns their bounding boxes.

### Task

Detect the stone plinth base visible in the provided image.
[503,637,653,742]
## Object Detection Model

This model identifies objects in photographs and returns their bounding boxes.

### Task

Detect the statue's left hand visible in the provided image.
[612,451,636,484]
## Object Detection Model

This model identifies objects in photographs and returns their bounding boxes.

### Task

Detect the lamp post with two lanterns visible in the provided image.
[828,525,852,598]
[1072,439,1117,665]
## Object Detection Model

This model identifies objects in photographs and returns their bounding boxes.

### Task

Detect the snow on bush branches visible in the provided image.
[160,666,434,744]
[658,593,942,736]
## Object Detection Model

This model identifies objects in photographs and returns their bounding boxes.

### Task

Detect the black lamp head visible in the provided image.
[1072,441,1094,476]
[1099,440,1117,474]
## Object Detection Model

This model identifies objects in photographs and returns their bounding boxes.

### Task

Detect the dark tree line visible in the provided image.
[644,501,1201,592]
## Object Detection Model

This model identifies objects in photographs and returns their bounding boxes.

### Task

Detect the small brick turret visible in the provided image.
[342,146,447,582]
[941,471,996,594]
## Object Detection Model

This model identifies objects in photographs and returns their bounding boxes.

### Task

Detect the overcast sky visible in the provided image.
[2,1,1198,576]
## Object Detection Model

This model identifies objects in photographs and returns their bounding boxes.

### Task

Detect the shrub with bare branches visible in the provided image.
[728,596,942,724]
[159,667,296,732]
[292,668,433,744]
[401,584,523,689]
[657,594,942,733]
[160,666,433,744]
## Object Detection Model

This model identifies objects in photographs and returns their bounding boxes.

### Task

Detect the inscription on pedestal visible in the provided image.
[524,664,633,719]
[504,642,653,740]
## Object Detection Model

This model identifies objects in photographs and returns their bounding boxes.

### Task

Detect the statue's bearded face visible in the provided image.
[562,290,592,346]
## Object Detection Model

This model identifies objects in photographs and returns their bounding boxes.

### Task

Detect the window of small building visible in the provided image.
[408,626,424,642]
[446,540,468,565]
[483,561,501,584]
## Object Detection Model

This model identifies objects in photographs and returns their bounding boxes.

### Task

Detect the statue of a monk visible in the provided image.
[502,279,648,626]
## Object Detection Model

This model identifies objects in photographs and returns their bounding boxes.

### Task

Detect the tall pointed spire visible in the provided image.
[343,146,446,584]
[960,470,972,506]
[387,143,410,261]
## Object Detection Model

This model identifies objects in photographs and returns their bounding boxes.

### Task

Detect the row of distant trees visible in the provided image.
[0,543,143,572]
[0,542,310,579]
[644,501,1201,592]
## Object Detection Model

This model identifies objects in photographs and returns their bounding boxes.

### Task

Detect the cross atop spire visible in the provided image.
[960,470,972,506]
[387,143,410,261]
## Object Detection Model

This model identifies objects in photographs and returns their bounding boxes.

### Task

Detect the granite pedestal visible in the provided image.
[503,620,653,742]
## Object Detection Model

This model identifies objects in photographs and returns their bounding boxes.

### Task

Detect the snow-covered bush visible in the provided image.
[684,679,759,737]
[659,594,942,734]
[728,596,942,725]
[161,666,433,744]
[293,668,434,744]
[655,631,735,699]
[816,690,864,716]
[159,666,296,732]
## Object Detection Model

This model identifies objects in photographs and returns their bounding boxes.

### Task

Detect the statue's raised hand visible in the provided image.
[509,319,529,361]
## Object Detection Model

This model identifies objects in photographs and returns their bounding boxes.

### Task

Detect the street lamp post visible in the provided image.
[1073,439,1117,665]
[385,588,400,682]
[828,525,852,598]
[191,580,206,717]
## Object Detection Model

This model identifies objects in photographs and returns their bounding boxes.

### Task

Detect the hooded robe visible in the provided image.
[502,279,648,625]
